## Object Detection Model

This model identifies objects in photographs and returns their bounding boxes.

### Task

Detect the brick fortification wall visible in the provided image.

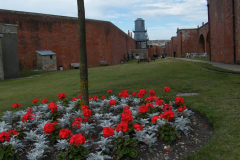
[148,45,164,58]
[0,9,136,70]
[208,0,235,63]
[171,37,177,57]
[236,0,240,63]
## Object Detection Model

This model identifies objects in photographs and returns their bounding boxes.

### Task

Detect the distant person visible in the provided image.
[161,52,165,59]
[173,51,176,58]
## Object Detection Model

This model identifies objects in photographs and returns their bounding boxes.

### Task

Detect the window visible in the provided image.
[50,55,53,60]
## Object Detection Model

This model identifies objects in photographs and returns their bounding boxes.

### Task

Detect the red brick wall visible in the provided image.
[171,37,177,57]
[148,45,162,58]
[0,9,136,70]
[235,0,240,63]
[208,0,234,63]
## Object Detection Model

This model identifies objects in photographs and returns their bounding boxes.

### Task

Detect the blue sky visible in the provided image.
[1,0,208,40]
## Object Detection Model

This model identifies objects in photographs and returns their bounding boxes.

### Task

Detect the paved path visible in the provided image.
[174,58,240,72]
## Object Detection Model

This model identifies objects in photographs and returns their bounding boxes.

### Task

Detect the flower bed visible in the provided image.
[0,87,196,160]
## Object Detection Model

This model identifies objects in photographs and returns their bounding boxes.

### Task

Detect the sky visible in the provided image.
[1,0,208,40]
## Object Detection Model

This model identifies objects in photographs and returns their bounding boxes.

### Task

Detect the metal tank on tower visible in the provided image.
[133,18,149,49]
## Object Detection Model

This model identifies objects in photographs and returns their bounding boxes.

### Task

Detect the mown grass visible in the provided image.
[1,58,240,159]
[185,56,209,61]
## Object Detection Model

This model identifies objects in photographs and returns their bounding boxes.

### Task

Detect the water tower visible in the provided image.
[133,18,149,49]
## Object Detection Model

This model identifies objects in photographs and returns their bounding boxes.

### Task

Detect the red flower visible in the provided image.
[162,104,172,111]
[72,117,82,128]
[151,116,160,123]
[133,124,143,131]
[32,98,39,104]
[42,99,48,104]
[160,110,175,121]
[48,102,58,113]
[177,106,187,113]
[70,134,86,146]
[72,97,77,102]
[124,106,130,110]
[44,123,55,134]
[103,127,114,138]
[83,108,91,118]
[59,128,72,139]
[12,103,21,108]
[118,92,122,97]
[138,105,149,114]
[101,96,105,100]
[121,109,133,123]
[139,89,147,95]
[146,102,154,108]
[8,130,17,137]
[132,92,137,96]
[164,86,170,92]
[0,131,10,142]
[89,95,92,100]
[107,90,112,94]
[54,121,58,125]
[155,99,163,106]
[92,96,98,101]
[116,122,129,132]
[109,100,117,106]
[58,93,66,100]
[145,96,159,102]
[78,94,81,99]
[175,97,184,105]
[119,90,129,98]
[149,90,155,96]
[21,111,33,122]
[137,92,144,98]
[81,105,89,110]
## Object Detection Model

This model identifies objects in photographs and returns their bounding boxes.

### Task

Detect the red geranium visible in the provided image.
[146,102,154,108]
[109,100,116,106]
[54,121,58,125]
[92,96,98,101]
[132,92,137,96]
[138,105,149,114]
[44,123,55,134]
[151,116,160,123]
[178,106,187,113]
[116,122,129,132]
[164,86,170,92]
[124,105,130,110]
[89,95,92,100]
[58,93,66,100]
[119,90,129,98]
[72,97,77,102]
[0,131,10,142]
[103,127,114,138]
[32,98,39,104]
[145,96,159,102]
[137,92,144,98]
[139,89,147,95]
[81,105,89,110]
[48,102,58,113]
[72,117,82,128]
[160,110,175,121]
[83,108,91,118]
[42,98,48,104]
[121,109,133,123]
[70,134,86,146]
[21,111,33,122]
[101,96,105,100]
[78,94,81,99]
[59,128,72,139]
[12,103,21,108]
[133,124,143,131]
[155,99,163,106]
[7,130,17,137]
[175,96,184,105]
[107,90,112,94]
[149,90,155,96]
[162,104,172,111]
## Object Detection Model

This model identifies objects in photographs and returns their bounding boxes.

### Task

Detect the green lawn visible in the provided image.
[1,58,240,159]
[185,56,210,61]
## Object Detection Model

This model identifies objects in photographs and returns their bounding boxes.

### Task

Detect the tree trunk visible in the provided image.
[77,0,89,106]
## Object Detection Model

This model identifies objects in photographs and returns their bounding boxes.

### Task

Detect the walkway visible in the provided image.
[174,58,240,72]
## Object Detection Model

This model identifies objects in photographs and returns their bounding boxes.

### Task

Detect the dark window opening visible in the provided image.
[50,55,53,60]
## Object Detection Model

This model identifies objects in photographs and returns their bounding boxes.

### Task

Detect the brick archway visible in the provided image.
[199,34,205,53]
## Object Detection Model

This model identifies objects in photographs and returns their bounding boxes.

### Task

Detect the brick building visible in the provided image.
[0,9,136,70]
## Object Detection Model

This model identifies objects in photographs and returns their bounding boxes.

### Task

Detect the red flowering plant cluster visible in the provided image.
[32,98,39,104]
[12,103,21,108]
[0,88,194,159]
[48,102,61,121]
[58,92,68,106]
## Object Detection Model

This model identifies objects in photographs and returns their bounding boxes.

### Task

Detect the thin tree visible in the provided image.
[77,0,89,106]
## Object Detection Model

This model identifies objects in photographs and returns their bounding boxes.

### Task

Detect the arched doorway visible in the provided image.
[199,34,205,53]
[206,32,210,55]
